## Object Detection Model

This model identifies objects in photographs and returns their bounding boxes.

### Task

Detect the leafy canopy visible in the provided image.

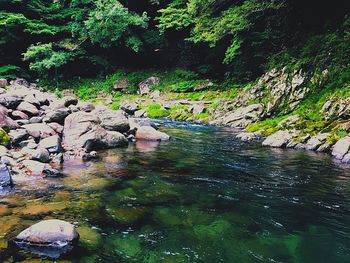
[158,0,284,63]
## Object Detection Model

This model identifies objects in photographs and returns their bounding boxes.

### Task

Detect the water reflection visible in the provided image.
[0,121,349,262]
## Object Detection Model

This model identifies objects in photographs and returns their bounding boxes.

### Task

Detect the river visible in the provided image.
[1,120,350,262]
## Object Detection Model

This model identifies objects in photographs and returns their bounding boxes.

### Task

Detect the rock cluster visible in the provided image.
[0,78,170,186]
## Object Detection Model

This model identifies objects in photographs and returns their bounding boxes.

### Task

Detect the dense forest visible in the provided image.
[1,0,349,82]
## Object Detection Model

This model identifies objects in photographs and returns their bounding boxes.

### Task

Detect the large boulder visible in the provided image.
[304,133,329,151]
[222,104,264,128]
[136,126,170,141]
[11,110,29,120]
[14,219,79,259]
[139,76,159,95]
[17,101,39,116]
[262,130,297,148]
[63,111,100,149]
[63,110,129,151]
[98,109,130,132]
[23,147,50,163]
[22,123,56,139]
[332,136,350,159]
[43,107,70,124]
[120,100,139,114]
[9,129,29,145]
[0,164,12,187]
[38,135,62,153]
[0,105,19,130]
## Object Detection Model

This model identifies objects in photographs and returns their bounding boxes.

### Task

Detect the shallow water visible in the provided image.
[1,120,350,262]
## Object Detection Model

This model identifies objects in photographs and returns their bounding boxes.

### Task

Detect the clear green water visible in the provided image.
[1,121,350,262]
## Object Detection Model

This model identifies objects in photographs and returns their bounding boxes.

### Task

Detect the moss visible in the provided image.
[246,116,288,134]
[0,128,10,147]
[146,103,170,118]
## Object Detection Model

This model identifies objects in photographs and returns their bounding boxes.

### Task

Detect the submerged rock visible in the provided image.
[14,219,79,259]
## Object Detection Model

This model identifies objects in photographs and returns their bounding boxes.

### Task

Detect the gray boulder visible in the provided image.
[14,219,79,259]
[304,133,329,151]
[17,101,39,116]
[11,110,29,120]
[120,100,139,114]
[136,126,170,141]
[222,104,264,128]
[43,107,70,124]
[38,135,62,153]
[22,123,56,139]
[25,147,50,163]
[98,109,130,132]
[262,130,297,148]
[139,76,159,95]
[0,105,19,130]
[9,129,29,145]
[332,136,350,159]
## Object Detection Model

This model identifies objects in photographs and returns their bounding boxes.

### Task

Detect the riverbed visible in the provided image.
[1,120,350,262]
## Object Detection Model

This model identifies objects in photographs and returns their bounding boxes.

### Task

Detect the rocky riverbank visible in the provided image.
[112,69,349,164]
[0,78,170,189]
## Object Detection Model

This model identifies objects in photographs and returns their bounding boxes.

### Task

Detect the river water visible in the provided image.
[1,120,350,262]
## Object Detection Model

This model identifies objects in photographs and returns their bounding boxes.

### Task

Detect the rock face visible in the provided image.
[221,104,264,127]
[136,126,170,141]
[0,164,12,187]
[14,219,79,259]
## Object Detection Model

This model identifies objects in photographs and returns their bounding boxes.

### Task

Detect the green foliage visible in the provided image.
[72,0,148,50]
[23,43,78,76]
[0,65,21,79]
[0,128,10,147]
[146,104,170,118]
[158,0,283,64]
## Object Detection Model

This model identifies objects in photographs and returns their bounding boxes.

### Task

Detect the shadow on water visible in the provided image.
[1,120,350,262]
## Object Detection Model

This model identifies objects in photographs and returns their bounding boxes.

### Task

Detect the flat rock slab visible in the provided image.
[14,219,79,259]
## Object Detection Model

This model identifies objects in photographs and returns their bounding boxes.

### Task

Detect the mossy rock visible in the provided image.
[107,206,149,225]
[77,225,102,249]
[105,234,142,259]
[194,219,231,239]
[0,128,10,147]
